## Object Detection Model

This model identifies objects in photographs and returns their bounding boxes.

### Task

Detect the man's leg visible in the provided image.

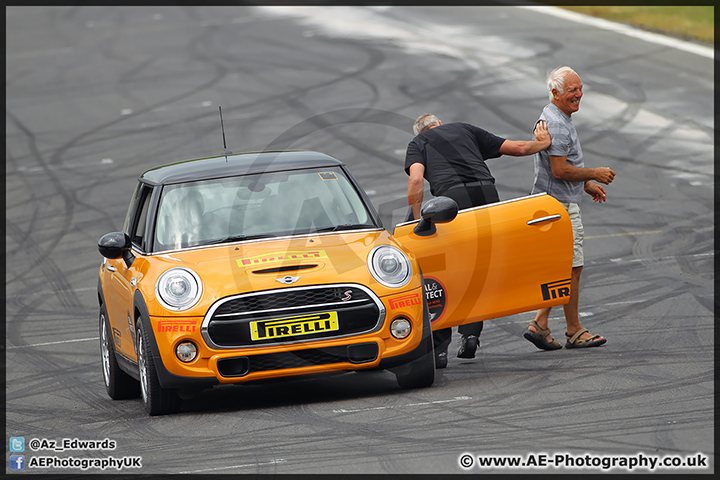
[448,184,497,359]
[524,306,561,350]
[457,322,483,358]
[562,266,583,334]
[562,266,604,343]
[527,202,574,347]
[530,307,552,339]
[432,328,451,368]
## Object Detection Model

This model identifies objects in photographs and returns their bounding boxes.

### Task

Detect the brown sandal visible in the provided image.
[565,328,607,349]
[523,320,561,350]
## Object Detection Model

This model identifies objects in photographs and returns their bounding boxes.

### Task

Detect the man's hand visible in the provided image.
[499,120,551,156]
[585,182,607,203]
[533,120,550,146]
[593,166,616,184]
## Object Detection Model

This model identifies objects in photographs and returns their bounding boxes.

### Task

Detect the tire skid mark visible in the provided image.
[6,111,76,259]
[46,65,229,170]
[6,221,83,313]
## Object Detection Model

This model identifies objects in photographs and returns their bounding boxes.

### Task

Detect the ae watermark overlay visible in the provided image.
[8,436,142,472]
[458,452,709,472]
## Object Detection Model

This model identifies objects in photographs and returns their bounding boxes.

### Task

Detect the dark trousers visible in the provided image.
[432,182,499,354]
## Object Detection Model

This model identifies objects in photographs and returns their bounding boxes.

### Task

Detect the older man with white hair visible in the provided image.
[525,66,616,350]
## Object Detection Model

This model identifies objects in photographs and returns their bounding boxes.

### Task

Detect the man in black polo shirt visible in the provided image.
[405,113,551,368]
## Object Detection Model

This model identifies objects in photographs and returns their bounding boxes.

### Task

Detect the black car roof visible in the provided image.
[139,151,344,185]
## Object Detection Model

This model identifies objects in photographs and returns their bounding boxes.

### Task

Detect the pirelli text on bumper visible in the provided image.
[458,452,709,472]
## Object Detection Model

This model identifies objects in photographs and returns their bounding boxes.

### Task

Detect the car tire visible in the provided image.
[99,305,140,400]
[394,301,435,389]
[136,317,179,416]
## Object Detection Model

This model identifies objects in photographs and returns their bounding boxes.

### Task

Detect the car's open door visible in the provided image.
[393,193,573,331]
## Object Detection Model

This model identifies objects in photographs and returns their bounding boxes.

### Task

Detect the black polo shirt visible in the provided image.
[404,122,505,196]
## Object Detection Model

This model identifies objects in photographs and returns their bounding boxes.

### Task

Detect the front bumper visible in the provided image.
[148,284,427,388]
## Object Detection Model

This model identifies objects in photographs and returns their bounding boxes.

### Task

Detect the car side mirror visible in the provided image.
[98,232,135,267]
[413,196,458,236]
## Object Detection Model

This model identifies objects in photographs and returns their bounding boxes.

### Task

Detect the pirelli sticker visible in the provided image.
[237,250,327,268]
[250,311,339,341]
[157,320,197,333]
[389,293,421,310]
[541,278,572,301]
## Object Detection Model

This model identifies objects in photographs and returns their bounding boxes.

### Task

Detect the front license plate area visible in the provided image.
[250,311,339,341]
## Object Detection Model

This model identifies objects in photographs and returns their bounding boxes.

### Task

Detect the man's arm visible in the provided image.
[549,155,616,184]
[407,162,425,220]
[497,120,551,156]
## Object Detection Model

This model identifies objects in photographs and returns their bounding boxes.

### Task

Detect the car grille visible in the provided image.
[202,284,385,349]
[216,343,380,377]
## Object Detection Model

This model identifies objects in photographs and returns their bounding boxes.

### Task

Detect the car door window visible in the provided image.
[126,184,153,252]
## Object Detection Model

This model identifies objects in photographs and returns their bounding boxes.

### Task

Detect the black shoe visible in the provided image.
[457,335,478,359]
[435,352,448,369]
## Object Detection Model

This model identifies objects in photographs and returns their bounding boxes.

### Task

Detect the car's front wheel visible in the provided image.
[99,305,140,400]
[136,317,179,415]
[394,301,435,389]
[394,336,435,388]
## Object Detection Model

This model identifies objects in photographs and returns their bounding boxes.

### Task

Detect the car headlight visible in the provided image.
[155,267,203,311]
[368,246,412,288]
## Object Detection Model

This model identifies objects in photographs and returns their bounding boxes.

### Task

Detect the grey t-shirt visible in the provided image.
[531,103,584,203]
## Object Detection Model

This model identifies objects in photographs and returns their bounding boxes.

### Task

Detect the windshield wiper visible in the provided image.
[202,234,276,245]
[312,224,375,233]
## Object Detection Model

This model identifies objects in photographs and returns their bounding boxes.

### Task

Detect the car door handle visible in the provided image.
[107,265,117,272]
[527,214,562,226]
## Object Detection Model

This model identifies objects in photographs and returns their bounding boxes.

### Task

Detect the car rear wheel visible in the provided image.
[99,306,140,399]
[136,317,179,415]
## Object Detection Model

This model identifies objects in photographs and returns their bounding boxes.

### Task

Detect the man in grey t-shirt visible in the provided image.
[525,66,616,350]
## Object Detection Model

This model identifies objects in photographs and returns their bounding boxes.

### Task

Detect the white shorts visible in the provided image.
[561,202,584,268]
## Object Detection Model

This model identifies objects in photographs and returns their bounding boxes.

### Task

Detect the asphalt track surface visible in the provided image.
[5,5,714,476]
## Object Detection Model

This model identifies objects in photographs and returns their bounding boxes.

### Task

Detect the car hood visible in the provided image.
[140,229,416,316]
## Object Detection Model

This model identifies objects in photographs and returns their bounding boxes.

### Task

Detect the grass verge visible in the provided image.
[557,6,713,45]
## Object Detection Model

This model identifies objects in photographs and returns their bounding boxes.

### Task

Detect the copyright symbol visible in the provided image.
[29,438,41,451]
[459,454,474,469]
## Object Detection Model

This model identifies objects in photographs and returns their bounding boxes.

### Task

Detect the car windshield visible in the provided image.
[153,166,376,251]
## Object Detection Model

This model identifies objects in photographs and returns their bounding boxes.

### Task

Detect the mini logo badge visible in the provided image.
[276,275,300,285]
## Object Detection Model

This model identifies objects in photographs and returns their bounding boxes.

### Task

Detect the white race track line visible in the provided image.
[7,337,99,350]
[520,5,713,59]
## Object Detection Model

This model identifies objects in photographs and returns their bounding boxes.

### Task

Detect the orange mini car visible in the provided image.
[97,151,572,415]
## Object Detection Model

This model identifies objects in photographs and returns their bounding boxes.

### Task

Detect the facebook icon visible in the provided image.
[9,454,25,470]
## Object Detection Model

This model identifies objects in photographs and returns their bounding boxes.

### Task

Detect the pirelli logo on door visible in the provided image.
[250,312,339,341]
[541,279,572,301]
